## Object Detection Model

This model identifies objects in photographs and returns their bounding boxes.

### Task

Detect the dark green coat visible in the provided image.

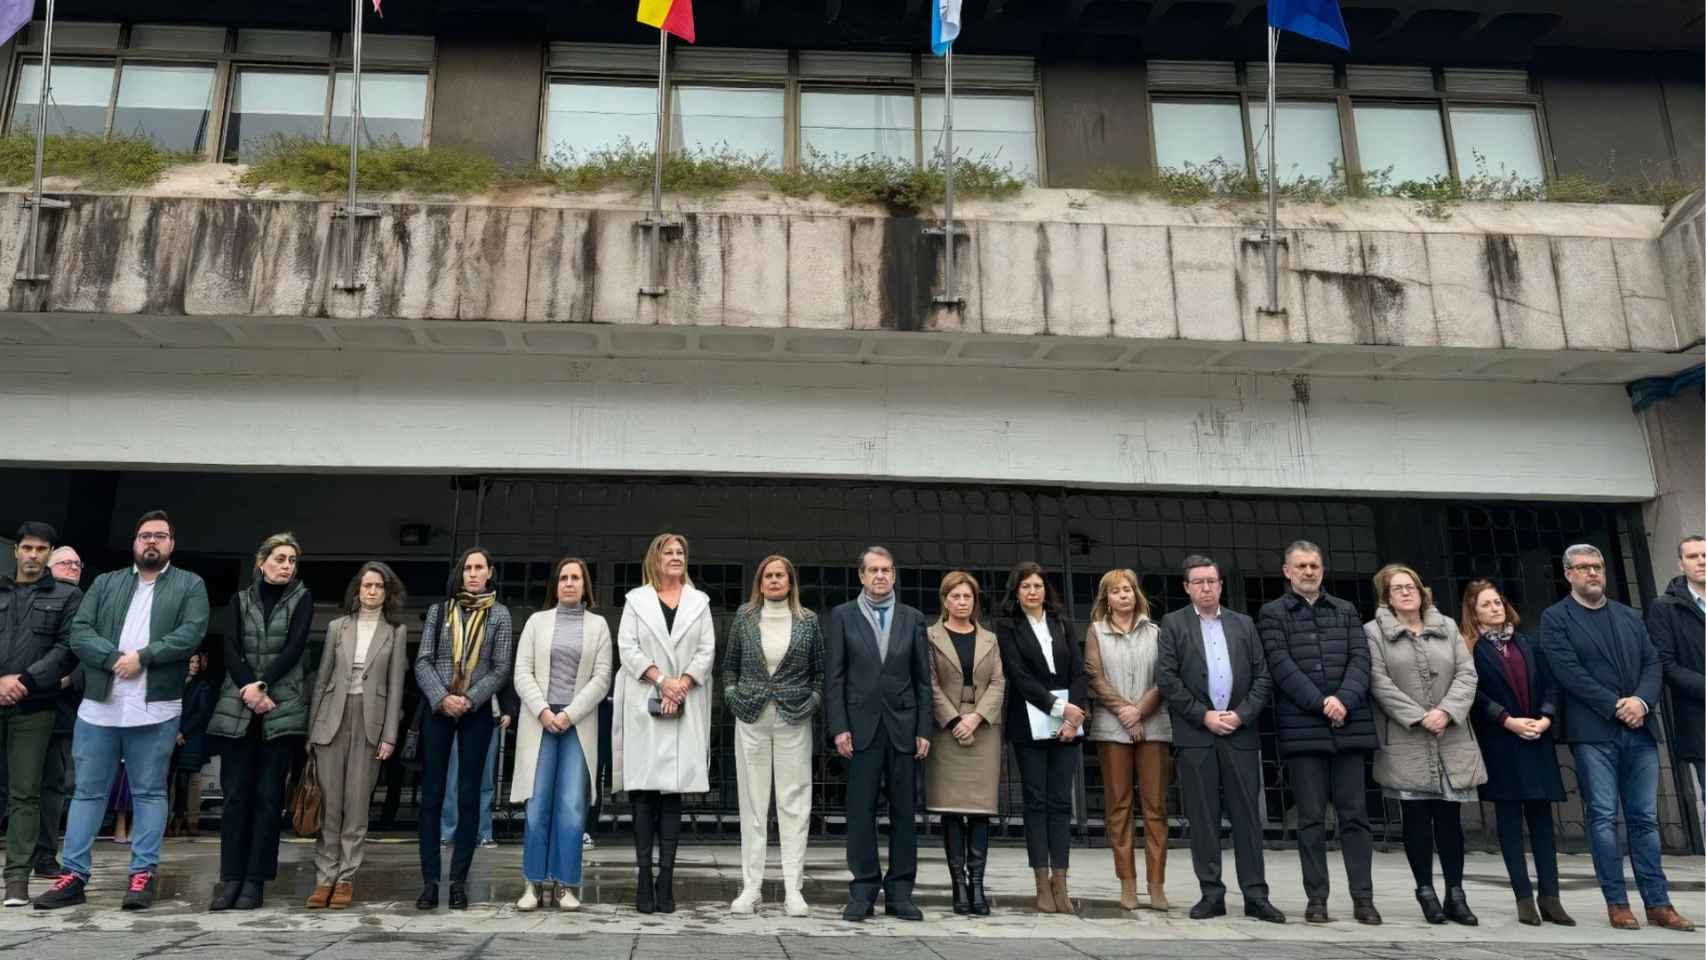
[69,566,209,705]
[209,580,310,740]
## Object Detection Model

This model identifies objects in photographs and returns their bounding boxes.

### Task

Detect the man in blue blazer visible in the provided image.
[825,546,931,922]
[1538,544,1694,933]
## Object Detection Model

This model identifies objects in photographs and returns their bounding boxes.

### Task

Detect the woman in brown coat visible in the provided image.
[924,571,1005,916]
[1084,569,1171,913]
[305,562,409,909]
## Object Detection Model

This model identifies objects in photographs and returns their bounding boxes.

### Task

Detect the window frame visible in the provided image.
[3,21,435,163]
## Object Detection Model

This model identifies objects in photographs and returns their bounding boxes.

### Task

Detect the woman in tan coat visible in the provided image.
[1365,563,1486,928]
[924,571,1005,916]
[1084,569,1171,913]
[305,562,409,909]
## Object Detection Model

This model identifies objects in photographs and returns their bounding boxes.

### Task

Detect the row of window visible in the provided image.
[3,22,1552,191]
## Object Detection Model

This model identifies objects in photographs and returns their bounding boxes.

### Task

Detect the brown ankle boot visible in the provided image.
[1033,867,1057,913]
[1050,869,1072,914]
[1646,905,1696,931]
[305,885,332,909]
[1607,903,1640,929]
[328,882,354,910]
[1118,876,1138,911]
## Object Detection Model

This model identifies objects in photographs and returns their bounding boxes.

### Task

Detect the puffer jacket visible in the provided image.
[1258,589,1376,756]
[1365,606,1487,794]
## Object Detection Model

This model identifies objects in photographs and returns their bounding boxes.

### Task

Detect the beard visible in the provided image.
[135,548,167,572]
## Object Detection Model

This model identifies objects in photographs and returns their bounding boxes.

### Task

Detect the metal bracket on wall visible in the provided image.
[638,216,683,297]
[924,221,966,308]
[13,195,69,283]
[332,204,381,291]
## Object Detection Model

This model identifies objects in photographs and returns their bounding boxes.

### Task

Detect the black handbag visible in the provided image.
[647,688,677,718]
[400,699,426,762]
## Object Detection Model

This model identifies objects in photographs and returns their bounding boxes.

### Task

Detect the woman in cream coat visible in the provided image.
[613,532,716,914]
[306,561,409,910]
[924,571,1005,917]
[511,557,613,911]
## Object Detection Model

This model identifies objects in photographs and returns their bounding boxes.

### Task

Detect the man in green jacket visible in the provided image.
[34,510,208,913]
[0,522,82,907]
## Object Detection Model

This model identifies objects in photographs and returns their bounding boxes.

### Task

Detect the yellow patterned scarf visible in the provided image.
[448,591,496,695]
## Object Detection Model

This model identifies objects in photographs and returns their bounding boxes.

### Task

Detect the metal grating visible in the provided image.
[1347,64,1436,93]
[674,47,790,78]
[1443,68,1531,96]
[337,33,435,63]
[921,55,1035,85]
[548,42,660,75]
[797,50,913,80]
[1245,62,1337,93]
[1147,60,1238,88]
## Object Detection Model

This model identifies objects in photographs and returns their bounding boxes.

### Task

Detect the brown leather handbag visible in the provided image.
[290,753,325,837]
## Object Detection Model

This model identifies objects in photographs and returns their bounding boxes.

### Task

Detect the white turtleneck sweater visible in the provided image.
[350,607,382,694]
[760,599,792,674]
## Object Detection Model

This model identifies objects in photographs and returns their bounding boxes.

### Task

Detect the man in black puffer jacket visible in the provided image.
[1646,535,1705,839]
[1258,540,1379,926]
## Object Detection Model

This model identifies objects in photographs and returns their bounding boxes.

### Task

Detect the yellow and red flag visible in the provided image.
[636,0,695,43]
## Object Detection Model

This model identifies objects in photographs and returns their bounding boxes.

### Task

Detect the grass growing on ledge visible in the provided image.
[238,135,500,195]
[542,140,1026,209]
[0,131,190,190]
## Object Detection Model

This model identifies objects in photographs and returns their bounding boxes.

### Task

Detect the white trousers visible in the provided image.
[734,703,813,893]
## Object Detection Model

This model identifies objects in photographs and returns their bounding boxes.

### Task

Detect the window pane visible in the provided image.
[331,71,428,148]
[1245,99,1343,184]
[922,93,1037,182]
[9,61,114,137]
[544,82,655,164]
[1353,102,1448,186]
[112,63,214,151]
[1448,104,1543,186]
[223,70,329,162]
[799,90,914,165]
[670,85,784,165]
[1152,99,1246,173]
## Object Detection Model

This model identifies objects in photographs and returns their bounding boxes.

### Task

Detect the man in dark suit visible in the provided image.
[1646,535,1704,843]
[1157,554,1284,924]
[1539,544,1694,933]
[825,545,932,922]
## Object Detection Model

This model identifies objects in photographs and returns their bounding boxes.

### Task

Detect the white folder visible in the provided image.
[1026,689,1081,739]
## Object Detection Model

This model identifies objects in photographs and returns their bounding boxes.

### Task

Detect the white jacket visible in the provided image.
[611,585,716,794]
[509,608,613,803]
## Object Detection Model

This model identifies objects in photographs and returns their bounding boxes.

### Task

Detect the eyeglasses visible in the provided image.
[52,560,82,569]
[1388,584,1420,594]
[1186,578,1221,587]
[1568,563,1605,574]
[136,532,171,543]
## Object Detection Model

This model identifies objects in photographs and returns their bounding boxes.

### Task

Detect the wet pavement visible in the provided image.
[2,837,1701,959]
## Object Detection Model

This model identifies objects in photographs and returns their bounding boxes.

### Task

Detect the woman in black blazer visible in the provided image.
[995,561,1088,915]
[1459,580,1573,928]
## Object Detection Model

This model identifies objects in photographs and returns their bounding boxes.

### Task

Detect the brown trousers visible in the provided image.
[1098,740,1170,889]
[312,693,383,886]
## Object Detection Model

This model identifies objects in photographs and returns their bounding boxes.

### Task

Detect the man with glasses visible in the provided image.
[35,511,208,912]
[1157,555,1284,924]
[34,548,86,879]
[1538,544,1694,933]
[0,524,82,906]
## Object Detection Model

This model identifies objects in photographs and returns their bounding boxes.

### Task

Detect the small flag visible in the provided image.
[0,0,31,48]
[637,0,695,43]
[1268,0,1349,50]
[931,0,961,56]
[372,0,382,17]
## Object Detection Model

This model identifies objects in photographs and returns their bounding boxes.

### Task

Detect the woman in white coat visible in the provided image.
[613,532,716,914]
[510,558,613,912]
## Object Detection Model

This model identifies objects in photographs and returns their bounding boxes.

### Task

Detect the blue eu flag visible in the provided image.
[1268,0,1350,50]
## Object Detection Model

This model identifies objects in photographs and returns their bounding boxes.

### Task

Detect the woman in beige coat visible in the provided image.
[1083,568,1171,914]
[510,557,613,912]
[1365,563,1486,928]
[305,562,409,909]
[924,571,1005,917]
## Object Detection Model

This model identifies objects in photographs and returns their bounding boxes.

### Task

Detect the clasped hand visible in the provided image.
[240,681,277,715]
[1203,709,1242,736]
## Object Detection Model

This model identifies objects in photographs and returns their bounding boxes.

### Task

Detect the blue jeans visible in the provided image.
[61,717,178,880]
[1572,729,1670,907]
[522,721,588,885]
[442,729,498,844]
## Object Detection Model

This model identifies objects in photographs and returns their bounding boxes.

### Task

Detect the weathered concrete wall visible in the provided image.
[1641,386,1706,589]
[0,187,1696,359]
[430,35,545,172]
[1040,62,1150,188]
[1657,191,1705,348]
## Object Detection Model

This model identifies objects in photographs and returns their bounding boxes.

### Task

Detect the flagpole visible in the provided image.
[22,0,56,279]
[342,0,364,291]
[941,42,956,303]
[1264,25,1278,313]
[648,28,668,292]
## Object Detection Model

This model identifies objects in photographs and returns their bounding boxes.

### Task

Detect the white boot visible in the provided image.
[558,886,580,911]
[783,887,809,918]
[731,886,761,914]
[516,882,540,912]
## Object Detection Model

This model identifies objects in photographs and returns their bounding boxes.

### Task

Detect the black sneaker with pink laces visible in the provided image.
[32,874,86,910]
[122,871,157,911]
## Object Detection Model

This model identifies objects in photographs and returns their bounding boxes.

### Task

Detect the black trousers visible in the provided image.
[1286,751,1374,901]
[1012,739,1078,869]
[1399,798,1465,889]
[844,737,918,904]
[417,706,495,885]
[1176,739,1269,903]
[217,723,299,883]
[1494,798,1558,899]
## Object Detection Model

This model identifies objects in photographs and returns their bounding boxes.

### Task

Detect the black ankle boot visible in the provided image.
[633,792,657,914]
[943,817,970,915]
[655,801,680,914]
[416,883,439,910]
[1415,886,1446,924]
[1443,887,1478,926]
[233,881,263,910]
[209,880,241,911]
